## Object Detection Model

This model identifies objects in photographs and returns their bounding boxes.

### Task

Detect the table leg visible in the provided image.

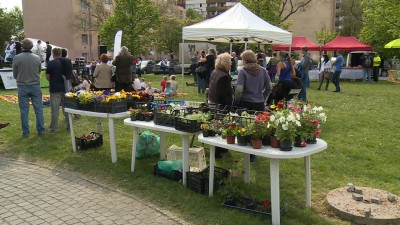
[96,118,102,135]
[108,117,117,163]
[305,156,311,207]
[243,153,250,184]
[182,134,190,186]
[131,127,139,172]
[68,113,76,152]
[270,159,280,225]
[159,132,166,160]
[209,145,215,197]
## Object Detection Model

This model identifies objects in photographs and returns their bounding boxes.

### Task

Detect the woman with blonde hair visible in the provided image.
[208,52,233,108]
[113,46,133,92]
[93,53,113,90]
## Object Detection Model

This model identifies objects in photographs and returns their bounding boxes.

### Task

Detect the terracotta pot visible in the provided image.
[226,136,236,144]
[270,136,280,148]
[279,140,293,151]
[237,135,248,146]
[251,139,262,149]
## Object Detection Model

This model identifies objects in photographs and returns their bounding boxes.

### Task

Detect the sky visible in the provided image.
[0,0,22,11]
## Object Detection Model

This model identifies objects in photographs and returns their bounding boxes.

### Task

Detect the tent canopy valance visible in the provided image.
[182,3,292,45]
[272,36,320,51]
[321,36,373,51]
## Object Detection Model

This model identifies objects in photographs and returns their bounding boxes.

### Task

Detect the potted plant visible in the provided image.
[77,91,95,111]
[143,111,153,122]
[234,123,251,146]
[274,109,302,151]
[224,122,237,144]
[299,103,327,144]
[249,120,266,149]
[255,111,273,146]
[201,122,211,137]
[129,108,138,121]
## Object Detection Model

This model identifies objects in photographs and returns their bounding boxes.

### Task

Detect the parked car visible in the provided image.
[153,61,184,75]
[137,60,155,74]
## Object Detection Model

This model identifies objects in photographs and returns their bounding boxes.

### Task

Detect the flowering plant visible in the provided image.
[299,103,327,138]
[64,92,76,98]
[224,122,237,137]
[273,109,302,142]
[234,123,251,136]
[250,120,268,140]
[200,122,210,131]
[77,91,95,105]
[129,108,138,117]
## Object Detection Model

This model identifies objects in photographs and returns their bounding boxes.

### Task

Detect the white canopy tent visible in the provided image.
[180,3,292,95]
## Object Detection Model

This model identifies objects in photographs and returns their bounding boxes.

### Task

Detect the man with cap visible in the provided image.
[13,38,45,138]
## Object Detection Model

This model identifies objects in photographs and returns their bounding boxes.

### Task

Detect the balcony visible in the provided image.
[206,5,231,12]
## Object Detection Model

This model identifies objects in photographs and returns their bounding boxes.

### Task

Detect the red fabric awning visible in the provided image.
[272,36,320,51]
[321,36,373,51]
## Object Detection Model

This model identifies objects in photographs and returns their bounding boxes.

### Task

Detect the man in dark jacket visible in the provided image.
[46,48,68,132]
[113,46,134,92]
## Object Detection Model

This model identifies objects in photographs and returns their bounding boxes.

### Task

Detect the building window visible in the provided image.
[82,34,88,45]
[80,0,89,11]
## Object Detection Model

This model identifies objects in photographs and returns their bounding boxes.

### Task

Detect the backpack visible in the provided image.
[364,57,371,67]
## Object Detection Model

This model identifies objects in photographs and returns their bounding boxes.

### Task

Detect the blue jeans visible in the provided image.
[298,72,309,102]
[332,71,342,92]
[17,84,45,136]
[362,68,372,81]
[196,73,206,93]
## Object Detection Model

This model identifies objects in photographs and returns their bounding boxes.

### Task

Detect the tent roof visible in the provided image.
[182,3,292,45]
[321,36,373,51]
[272,36,320,51]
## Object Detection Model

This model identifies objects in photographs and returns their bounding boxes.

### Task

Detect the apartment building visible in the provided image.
[22,0,110,61]
[206,0,239,18]
[186,0,207,18]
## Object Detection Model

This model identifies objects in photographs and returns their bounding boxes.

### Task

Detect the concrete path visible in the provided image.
[0,158,189,225]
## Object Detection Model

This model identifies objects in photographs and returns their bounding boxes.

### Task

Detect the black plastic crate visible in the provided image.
[154,112,175,127]
[94,100,127,113]
[63,97,79,109]
[174,117,201,133]
[186,167,229,195]
[153,163,182,181]
[75,132,103,150]
[78,102,95,111]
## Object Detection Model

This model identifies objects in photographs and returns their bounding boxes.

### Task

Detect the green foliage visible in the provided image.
[98,0,159,56]
[241,0,281,26]
[315,27,338,45]
[0,7,24,52]
[185,8,203,21]
[337,0,363,36]
[153,15,184,53]
[360,0,400,53]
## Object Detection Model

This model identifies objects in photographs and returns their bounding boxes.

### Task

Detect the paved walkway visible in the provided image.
[0,158,189,225]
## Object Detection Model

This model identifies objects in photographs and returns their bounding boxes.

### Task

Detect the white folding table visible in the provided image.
[198,134,327,225]
[65,108,129,163]
[123,119,200,186]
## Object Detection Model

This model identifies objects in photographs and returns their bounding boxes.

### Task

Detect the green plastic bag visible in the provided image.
[136,131,160,159]
[157,160,182,174]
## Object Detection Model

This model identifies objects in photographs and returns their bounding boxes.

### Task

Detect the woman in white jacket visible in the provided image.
[317,54,332,91]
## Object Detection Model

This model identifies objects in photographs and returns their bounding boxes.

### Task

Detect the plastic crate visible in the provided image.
[94,100,127,113]
[167,144,207,172]
[78,102,95,111]
[184,101,205,108]
[63,97,79,109]
[174,117,201,133]
[153,163,182,181]
[167,100,186,106]
[75,132,103,150]
[186,167,229,195]
[154,111,175,127]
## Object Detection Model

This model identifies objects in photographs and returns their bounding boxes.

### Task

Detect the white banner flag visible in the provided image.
[113,30,123,59]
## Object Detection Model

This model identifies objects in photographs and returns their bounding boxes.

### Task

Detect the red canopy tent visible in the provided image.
[272,36,320,51]
[321,36,373,51]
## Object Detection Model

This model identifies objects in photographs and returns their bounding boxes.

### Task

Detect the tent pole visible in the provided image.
[230,43,232,54]
[181,39,185,100]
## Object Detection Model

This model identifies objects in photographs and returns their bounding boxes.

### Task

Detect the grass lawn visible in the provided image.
[1,74,399,225]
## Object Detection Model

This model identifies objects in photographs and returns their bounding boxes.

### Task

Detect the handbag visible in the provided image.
[195,65,206,73]
[323,69,332,80]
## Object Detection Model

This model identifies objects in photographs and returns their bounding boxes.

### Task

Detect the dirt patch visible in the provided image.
[327,187,400,224]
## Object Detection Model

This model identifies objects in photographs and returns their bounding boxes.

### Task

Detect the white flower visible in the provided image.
[282,123,289,130]
[287,113,295,122]
[295,113,301,120]
[295,120,301,127]
[270,115,275,122]
[319,113,327,123]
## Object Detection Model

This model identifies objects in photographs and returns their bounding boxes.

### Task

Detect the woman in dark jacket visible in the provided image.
[113,46,133,92]
[204,49,216,88]
[208,52,233,108]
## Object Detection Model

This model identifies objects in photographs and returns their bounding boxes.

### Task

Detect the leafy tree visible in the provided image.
[360,0,400,53]
[337,0,363,36]
[0,7,24,52]
[68,0,114,32]
[186,8,203,21]
[154,15,184,54]
[241,0,312,27]
[98,0,159,56]
[315,27,337,45]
